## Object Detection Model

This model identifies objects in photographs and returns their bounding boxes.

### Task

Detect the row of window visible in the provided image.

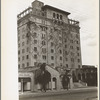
[70,34,79,39]
[18,34,79,41]
[70,58,80,62]
[40,26,48,31]
[64,38,79,44]
[18,47,63,54]
[19,54,80,63]
[18,38,79,47]
[65,51,80,56]
[18,62,29,68]
[53,13,63,20]
[66,58,80,62]
[18,55,62,61]
[18,47,80,57]
[18,27,79,40]
[18,48,29,54]
[18,63,81,69]
[18,55,29,61]
[67,46,80,50]
[66,64,81,68]
[18,62,54,69]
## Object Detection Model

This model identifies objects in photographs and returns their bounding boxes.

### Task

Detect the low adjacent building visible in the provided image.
[73,65,97,86]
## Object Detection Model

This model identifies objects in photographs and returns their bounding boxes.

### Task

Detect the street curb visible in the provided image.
[19,87,98,99]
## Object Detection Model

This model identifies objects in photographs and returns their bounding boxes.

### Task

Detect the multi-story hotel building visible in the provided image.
[17,0,82,71]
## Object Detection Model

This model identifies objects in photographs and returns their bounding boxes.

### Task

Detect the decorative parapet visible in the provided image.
[68,19,79,27]
[17,7,32,20]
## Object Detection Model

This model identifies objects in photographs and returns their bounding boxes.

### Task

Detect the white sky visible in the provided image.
[16,0,99,67]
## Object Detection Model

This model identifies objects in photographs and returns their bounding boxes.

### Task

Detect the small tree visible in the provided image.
[62,70,70,90]
[34,63,51,92]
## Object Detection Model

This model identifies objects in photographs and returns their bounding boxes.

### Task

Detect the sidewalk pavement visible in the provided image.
[19,87,98,99]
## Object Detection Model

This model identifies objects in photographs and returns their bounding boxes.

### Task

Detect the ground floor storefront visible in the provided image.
[18,65,74,92]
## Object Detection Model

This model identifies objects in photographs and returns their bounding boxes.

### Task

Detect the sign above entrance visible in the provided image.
[19,72,32,77]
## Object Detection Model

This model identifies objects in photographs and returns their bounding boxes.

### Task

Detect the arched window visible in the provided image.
[57,14,59,19]
[60,15,62,20]
[53,13,55,18]
[53,77,57,89]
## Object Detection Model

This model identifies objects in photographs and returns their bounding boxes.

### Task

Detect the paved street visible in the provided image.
[19,87,98,100]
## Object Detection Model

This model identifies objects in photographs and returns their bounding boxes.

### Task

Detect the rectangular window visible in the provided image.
[59,36,62,41]
[51,56,54,60]
[76,41,79,44]
[22,42,24,46]
[42,48,46,53]
[66,58,68,61]
[70,40,73,43]
[77,53,79,56]
[66,64,68,68]
[65,45,67,48]
[65,51,68,55]
[42,41,46,45]
[71,52,74,56]
[18,50,20,55]
[18,44,20,47]
[71,58,74,62]
[42,55,46,60]
[22,56,24,60]
[26,55,29,59]
[22,63,25,68]
[50,28,53,33]
[27,40,28,44]
[18,64,20,69]
[34,40,37,44]
[77,47,80,50]
[60,56,62,60]
[41,26,47,31]
[33,32,37,37]
[51,42,54,46]
[22,49,25,53]
[78,59,80,62]
[34,54,37,59]
[70,46,73,49]
[59,50,62,54]
[51,49,54,53]
[34,47,37,52]
[65,39,67,42]
[49,35,53,40]
[42,34,46,39]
